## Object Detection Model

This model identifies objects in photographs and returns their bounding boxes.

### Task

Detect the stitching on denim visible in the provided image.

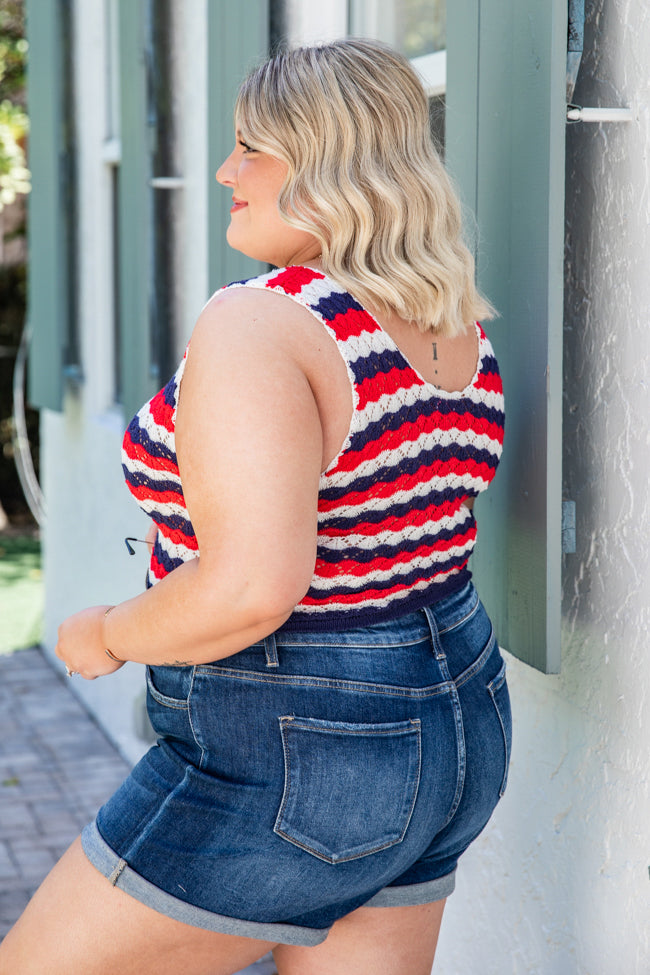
[195,666,452,699]
[488,662,510,796]
[146,668,189,710]
[273,634,429,650]
[437,682,466,830]
[186,666,207,771]
[453,628,496,689]
[273,718,422,863]
[436,590,480,635]
[274,717,293,844]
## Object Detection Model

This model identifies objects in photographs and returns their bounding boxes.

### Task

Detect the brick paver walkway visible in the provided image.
[0,647,130,937]
[0,647,277,973]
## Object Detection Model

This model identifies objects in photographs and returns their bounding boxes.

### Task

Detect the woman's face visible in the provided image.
[216,131,320,268]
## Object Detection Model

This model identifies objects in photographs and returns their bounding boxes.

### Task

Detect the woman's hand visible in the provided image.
[55,605,126,680]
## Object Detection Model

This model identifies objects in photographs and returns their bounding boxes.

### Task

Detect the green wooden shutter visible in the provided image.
[207,1,269,292]
[446,0,567,672]
[26,0,75,410]
[117,0,154,423]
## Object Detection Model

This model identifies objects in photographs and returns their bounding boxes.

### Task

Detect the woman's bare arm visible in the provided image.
[55,289,323,676]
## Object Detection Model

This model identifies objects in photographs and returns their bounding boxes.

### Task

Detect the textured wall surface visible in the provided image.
[435,1,650,971]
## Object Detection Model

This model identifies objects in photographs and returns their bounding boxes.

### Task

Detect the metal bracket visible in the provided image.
[562,501,576,554]
[149,176,185,189]
[567,104,634,123]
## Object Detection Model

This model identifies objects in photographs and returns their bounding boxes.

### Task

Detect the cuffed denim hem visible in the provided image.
[363,871,456,908]
[81,822,329,947]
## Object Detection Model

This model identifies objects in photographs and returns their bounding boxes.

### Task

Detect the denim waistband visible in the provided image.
[261,582,480,651]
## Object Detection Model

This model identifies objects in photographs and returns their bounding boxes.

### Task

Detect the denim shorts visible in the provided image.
[82,582,511,947]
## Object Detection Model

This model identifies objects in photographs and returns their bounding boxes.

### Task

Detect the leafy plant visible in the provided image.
[0,0,29,213]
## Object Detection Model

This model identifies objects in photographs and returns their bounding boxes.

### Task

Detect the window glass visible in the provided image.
[348,0,445,60]
[348,0,446,148]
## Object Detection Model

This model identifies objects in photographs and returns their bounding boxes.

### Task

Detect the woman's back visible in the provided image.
[123,264,504,628]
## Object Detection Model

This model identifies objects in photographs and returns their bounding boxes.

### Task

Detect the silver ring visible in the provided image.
[65,665,78,677]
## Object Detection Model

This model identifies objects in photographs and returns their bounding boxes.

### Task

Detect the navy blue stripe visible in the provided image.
[320,444,498,503]
[124,422,177,464]
[305,553,469,600]
[153,544,186,575]
[122,467,183,498]
[154,511,195,537]
[319,487,475,529]
[316,521,474,565]
[283,570,471,631]
[310,289,365,322]
[348,347,406,384]
[347,399,504,456]
[479,353,500,376]
[161,374,178,407]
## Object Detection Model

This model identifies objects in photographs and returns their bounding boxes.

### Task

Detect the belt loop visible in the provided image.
[264,632,279,668]
[423,606,446,661]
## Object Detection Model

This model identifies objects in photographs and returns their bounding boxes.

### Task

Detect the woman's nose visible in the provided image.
[216,149,237,186]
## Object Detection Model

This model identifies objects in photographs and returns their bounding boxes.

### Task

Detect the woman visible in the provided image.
[0,39,508,975]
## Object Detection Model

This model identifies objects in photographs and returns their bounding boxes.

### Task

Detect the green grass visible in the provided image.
[0,532,43,654]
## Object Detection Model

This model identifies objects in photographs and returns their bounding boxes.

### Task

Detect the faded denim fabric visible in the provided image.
[83,582,511,947]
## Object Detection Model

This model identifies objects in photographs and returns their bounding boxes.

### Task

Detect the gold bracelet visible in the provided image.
[103,606,124,663]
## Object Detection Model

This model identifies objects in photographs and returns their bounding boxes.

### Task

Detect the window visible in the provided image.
[348,0,446,148]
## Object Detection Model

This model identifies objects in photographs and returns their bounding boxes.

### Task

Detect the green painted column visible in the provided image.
[447,0,567,672]
[207,0,269,292]
[117,0,155,424]
[25,0,70,410]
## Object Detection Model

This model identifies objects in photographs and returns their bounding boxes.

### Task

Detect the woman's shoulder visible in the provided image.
[190,267,333,360]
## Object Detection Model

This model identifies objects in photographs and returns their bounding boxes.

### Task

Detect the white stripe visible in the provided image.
[354,386,504,432]
[135,498,190,521]
[318,475,491,521]
[317,510,473,551]
[292,567,464,614]
[121,454,182,485]
[324,430,503,490]
[156,532,198,561]
[312,542,473,590]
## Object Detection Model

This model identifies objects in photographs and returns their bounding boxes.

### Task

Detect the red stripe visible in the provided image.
[122,437,180,475]
[320,500,471,538]
[328,412,503,475]
[128,484,186,507]
[300,561,468,607]
[325,306,380,342]
[319,458,497,513]
[356,365,422,411]
[474,370,503,394]
[149,553,167,580]
[158,524,198,550]
[266,265,324,295]
[147,390,175,432]
[314,527,476,579]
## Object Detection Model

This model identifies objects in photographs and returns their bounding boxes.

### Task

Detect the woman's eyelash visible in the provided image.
[238,139,255,153]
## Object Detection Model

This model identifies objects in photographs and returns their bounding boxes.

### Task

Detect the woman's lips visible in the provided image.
[230,198,248,213]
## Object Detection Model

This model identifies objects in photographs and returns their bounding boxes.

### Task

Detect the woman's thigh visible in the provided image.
[0,837,276,975]
[273,899,446,975]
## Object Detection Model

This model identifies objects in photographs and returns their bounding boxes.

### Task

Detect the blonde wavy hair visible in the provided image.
[235,38,493,336]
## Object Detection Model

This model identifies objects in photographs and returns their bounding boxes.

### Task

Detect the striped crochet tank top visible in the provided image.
[122,265,504,630]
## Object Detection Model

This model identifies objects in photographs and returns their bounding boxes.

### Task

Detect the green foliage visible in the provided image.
[0,0,28,212]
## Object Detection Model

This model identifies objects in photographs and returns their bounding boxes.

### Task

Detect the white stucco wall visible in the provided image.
[435,2,650,972]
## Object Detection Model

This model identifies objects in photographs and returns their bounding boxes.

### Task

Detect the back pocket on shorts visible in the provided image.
[274,715,421,864]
